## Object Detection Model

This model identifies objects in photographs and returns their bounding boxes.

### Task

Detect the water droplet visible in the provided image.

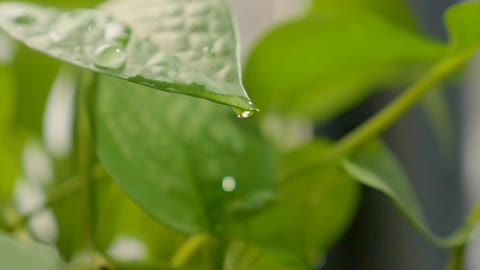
[222,176,237,192]
[233,107,258,119]
[94,44,126,70]
[13,15,35,25]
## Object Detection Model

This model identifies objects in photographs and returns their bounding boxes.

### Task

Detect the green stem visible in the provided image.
[171,235,209,268]
[77,71,97,250]
[288,49,475,179]
[446,246,466,270]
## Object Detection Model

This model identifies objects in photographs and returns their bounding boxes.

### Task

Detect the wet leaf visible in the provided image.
[0,0,255,112]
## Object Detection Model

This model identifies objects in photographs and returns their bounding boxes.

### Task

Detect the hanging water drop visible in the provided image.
[233,107,258,119]
[222,176,237,192]
[94,44,126,70]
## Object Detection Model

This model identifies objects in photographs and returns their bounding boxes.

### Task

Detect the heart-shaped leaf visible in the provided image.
[0,234,66,270]
[343,140,480,248]
[244,13,446,121]
[94,75,276,234]
[0,0,256,112]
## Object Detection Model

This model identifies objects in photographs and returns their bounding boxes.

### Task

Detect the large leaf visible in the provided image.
[0,0,256,112]
[310,0,417,31]
[94,75,276,234]
[226,140,359,266]
[445,1,480,50]
[0,234,65,270]
[244,13,446,121]
[343,140,480,248]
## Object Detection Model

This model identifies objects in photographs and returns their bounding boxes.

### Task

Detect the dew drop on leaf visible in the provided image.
[94,44,126,70]
[222,176,237,192]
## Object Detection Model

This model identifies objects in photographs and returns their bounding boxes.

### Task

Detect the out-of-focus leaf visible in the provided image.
[344,140,480,248]
[0,0,102,9]
[310,0,417,31]
[0,234,65,270]
[422,90,456,157]
[244,14,446,121]
[12,45,60,133]
[95,179,186,263]
[445,2,480,50]
[94,75,276,234]
[226,140,359,266]
[0,0,256,112]
[0,64,17,202]
[224,241,310,270]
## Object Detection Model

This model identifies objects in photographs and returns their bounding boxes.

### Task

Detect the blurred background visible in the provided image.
[0,0,479,269]
[231,0,478,270]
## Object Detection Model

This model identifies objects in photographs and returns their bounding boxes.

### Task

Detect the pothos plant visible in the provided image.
[0,0,479,269]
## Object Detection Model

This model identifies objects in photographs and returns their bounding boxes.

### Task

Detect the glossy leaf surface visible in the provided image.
[0,234,65,270]
[0,0,255,111]
[244,13,446,121]
[94,75,276,234]
[344,140,480,248]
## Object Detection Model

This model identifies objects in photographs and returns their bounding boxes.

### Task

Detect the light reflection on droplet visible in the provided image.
[94,44,126,70]
[222,176,237,192]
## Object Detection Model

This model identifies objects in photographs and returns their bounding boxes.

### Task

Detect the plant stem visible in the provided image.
[288,49,476,178]
[171,235,209,268]
[77,71,97,251]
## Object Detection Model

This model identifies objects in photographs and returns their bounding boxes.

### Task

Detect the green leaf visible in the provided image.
[95,179,186,263]
[224,241,310,270]
[310,0,417,31]
[445,1,480,50]
[244,13,446,121]
[0,0,256,112]
[0,64,18,202]
[0,234,65,270]
[94,75,276,234]
[227,140,359,265]
[343,140,480,248]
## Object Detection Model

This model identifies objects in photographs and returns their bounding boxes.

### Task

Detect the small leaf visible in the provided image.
[445,2,480,50]
[0,0,255,112]
[94,75,276,234]
[0,234,65,270]
[227,140,359,265]
[244,13,446,121]
[344,140,480,248]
